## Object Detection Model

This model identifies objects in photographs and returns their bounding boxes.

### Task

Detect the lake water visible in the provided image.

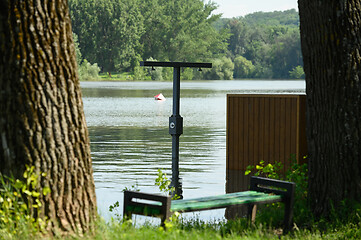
[81,80,305,222]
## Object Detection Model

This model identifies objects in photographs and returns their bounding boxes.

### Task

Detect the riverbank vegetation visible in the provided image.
[2,161,360,239]
[68,0,303,81]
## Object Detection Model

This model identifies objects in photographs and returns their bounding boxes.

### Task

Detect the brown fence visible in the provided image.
[226,94,307,172]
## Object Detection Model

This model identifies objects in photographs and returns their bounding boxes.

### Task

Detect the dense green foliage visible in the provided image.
[73,33,101,81]
[245,157,311,227]
[68,1,303,80]
[225,9,302,79]
[69,0,227,75]
[0,166,50,237]
[69,0,144,72]
[2,163,361,239]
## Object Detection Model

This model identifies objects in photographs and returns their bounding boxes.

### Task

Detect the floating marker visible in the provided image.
[154,93,166,101]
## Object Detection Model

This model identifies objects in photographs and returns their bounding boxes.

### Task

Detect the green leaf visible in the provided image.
[42,187,51,196]
[14,179,24,189]
[23,190,32,196]
[32,191,40,197]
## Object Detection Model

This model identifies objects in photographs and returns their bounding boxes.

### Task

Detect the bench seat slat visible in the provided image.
[170,191,281,212]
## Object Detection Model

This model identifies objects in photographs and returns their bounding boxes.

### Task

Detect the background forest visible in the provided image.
[69,0,303,80]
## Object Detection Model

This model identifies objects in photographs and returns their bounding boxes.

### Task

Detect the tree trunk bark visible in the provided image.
[298,0,361,217]
[0,0,97,233]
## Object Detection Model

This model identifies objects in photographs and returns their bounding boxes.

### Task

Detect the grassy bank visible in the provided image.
[98,72,135,81]
[1,163,360,239]
[2,214,360,240]
[86,217,361,240]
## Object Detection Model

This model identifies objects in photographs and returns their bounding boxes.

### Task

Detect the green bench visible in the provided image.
[123,176,295,232]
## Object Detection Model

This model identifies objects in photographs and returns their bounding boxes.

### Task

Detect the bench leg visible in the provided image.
[160,197,172,227]
[247,204,257,223]
[283,201,294,233]
[123,192,133,221]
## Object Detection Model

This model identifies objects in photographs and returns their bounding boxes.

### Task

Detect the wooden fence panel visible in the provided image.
[226,94,307,172]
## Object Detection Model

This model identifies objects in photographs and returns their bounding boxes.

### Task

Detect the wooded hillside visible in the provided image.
[68,0,301,80]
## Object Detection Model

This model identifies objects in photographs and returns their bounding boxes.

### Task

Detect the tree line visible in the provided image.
[69,0,303,80]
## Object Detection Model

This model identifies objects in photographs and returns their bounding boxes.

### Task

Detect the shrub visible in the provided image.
[133,66,148,81]
[289,65,305,79]
[78,59,101,81]
[245,155,312,227]
[0,166,50,237]
[203,57,234,80]
[233,55,255,79]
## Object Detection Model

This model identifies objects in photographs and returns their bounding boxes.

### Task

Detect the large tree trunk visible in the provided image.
[298,0,361,217]
[0,0,97,233]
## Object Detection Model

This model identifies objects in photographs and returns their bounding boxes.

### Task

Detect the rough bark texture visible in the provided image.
[0,0,97,233]
[298,0,361,217]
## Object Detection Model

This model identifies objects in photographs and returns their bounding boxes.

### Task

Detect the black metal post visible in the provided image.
[140,61,211,198]
[170,67,182,197]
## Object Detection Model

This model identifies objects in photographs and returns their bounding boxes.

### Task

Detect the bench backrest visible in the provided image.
[250,176,295,201]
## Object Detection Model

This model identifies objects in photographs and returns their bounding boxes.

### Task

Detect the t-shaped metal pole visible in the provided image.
[140,61,212,197]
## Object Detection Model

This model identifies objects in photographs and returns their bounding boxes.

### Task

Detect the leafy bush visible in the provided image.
[133,66,149,81]
[162,68,173,81]
[289,65,305,79]
[155,169,180,200]
[0,166,50,237]
[181,68,194,81]
[79,59,101,81]
[203,57,234,80]
[73,32,100,81]
[245,155,312,227]
[233,55,255,79]
[146,57,163,81]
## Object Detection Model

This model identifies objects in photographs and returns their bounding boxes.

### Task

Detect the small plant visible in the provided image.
[108,200,123,221]
[109,182,140,219]
[109,169,180,221]
[245,159,284,179]
[245,155,311,227]
[155,169,180,200]
[0,165,50,236]
[122,182,140,193]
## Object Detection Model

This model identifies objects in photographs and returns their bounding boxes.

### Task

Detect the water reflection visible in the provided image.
[89,126,225,219]
[82,80,305,221]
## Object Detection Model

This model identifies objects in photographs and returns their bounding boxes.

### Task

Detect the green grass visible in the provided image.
[2,211,360,240]
[98,72,134,81]
[97,72,155,81]
[2,162,360,239]
[74,215,361,240]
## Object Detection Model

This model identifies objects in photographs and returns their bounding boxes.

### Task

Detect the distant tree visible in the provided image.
[73,32,100,81]
[79,60,101,81]
[233,56,255,79]
[139,0,229,62]
[299,0,361,217]
[226,19,250,58]
[69,0,144,72]
[146,57,163,81]
[270,28,303,78]
[0,0,97,233]
[203,57,234,80]
[223,10,302,79]
[73,33,83,67]
[243,9,299,26]
[289,65,304,79]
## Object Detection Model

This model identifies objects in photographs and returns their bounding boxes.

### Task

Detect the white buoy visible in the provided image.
[154,93,166,101]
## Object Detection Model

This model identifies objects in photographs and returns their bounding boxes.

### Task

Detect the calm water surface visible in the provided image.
[81,80,305,221]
